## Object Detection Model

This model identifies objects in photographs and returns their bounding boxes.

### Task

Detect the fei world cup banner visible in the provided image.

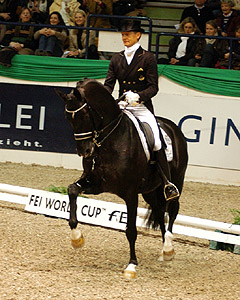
[0,83,76,153]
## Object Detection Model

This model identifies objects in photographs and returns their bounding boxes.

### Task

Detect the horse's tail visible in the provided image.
[143,191,166,230]
[145,208,160,230]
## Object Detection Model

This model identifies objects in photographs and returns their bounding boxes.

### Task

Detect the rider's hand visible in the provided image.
[124,91,140,106]
[118,100,128,109]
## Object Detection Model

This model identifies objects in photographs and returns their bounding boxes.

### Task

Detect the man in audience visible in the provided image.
[85,0,112,28]
[0,0,19,22]
[180,0,215,33]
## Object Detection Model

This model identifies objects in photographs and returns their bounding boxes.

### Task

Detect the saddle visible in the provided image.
[136,120,155,151]
[123,110,173,162]
[137,119,173,162]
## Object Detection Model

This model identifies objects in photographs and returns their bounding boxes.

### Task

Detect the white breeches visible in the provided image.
[126,104,162,151]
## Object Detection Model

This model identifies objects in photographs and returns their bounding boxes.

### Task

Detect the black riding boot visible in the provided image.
[155,148,180,200]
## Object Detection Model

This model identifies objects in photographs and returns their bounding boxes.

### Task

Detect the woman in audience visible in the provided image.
[49,0,80,26]
[188,19,229,67]
[34,11,68,56]
[216,0,240,37]
[158,17,199,65]
[217,24,240,69]
[64,9,99,59]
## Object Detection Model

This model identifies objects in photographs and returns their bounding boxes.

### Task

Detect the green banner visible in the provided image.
[0,55,240,97]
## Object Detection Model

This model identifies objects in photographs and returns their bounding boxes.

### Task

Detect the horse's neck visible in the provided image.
[90,100,120,125]
[84,82,121,123]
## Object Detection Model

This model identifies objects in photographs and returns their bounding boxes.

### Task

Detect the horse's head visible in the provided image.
[56,86,97,158]
[56,79,122,158]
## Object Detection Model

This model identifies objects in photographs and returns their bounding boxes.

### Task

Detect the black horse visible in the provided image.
[57,78,188,278]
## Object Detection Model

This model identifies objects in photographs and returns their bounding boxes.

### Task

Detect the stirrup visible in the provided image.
[164,182,180,201]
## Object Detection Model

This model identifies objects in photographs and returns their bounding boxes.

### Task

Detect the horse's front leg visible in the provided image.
[68,182,84,248]
[123,194,138,279]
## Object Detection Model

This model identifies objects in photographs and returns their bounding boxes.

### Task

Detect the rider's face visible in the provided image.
[121,31,141,48]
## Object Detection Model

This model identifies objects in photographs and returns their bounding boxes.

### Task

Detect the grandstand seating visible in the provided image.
[141,0,194,57]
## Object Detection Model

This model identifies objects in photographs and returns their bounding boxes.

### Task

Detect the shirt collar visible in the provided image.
[124,42,140,55]
[194,4,205,9]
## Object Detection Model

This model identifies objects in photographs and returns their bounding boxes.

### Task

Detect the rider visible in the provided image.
[103,18,179,201]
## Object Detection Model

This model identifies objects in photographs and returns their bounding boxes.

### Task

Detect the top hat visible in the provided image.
[119,19,144,33]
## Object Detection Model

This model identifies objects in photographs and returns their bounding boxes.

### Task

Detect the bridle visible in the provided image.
[65,103,87,119]
[65,101,124,148]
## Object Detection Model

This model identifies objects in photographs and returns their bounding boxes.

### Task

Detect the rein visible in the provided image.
[65,102,124,148]
[92,111,124,147]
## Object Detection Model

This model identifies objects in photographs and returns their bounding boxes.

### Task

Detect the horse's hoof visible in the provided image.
[123,263,136,279]
[163,249,175,261]
[71,236,84,249]
[71,229,84,249]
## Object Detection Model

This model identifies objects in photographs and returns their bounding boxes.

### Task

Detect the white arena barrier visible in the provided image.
[0,183,239,246]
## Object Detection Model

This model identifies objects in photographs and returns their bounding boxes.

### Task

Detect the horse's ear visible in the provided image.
[55,89,68,103]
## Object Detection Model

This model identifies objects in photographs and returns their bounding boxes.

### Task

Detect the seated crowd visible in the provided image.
[159,0,240,69]
[0,0,239,69]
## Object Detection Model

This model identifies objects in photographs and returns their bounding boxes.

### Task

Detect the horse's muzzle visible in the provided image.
[76,143,95,158]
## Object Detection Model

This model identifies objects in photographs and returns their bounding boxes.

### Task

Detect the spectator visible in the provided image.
[77,0,88,12]
[1,7,36,54]
[112,0,135,17]
[216,0,240,37]
[232,0,240,11]
[64,9,99,59]
[20,1,52,24]
[0,0,19,22]
[111,0,135,28]
[34,11,68,56]
[217,24,240,68]
[206,0,221,17]
[86,0,112,28]
[180,0,215,33]
[0,7,37,66]
[158,17,199,66]
[188,19,229,67]
[49,0,80,26]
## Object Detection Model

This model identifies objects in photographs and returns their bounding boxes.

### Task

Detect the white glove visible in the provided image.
[124,91,140,106]
[118,100,128,109]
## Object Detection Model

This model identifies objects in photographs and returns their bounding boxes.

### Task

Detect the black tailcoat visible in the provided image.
[104,46,159,113]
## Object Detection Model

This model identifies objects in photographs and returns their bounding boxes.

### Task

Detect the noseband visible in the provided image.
[65,101,123,148]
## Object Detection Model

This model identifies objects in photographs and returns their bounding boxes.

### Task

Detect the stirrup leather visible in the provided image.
[163,182,180,201]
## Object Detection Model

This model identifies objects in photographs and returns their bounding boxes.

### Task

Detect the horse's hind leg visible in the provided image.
[142,190,167,258]
[162,197,180,261]
[68,182,84,248]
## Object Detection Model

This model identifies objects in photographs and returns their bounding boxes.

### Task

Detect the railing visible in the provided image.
[1,17,240,69]
[0,15,152,59]
[156,32,240,69]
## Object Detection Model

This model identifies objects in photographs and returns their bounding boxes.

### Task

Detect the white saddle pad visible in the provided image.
[123,110,173,162]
